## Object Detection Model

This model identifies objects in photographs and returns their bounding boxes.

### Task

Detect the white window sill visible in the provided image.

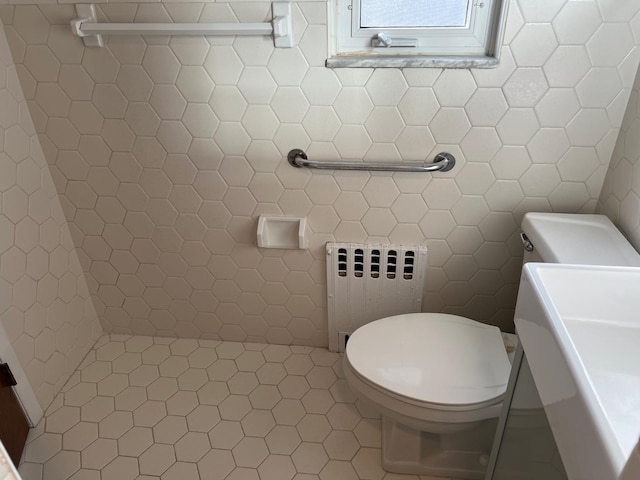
[325,55,499,69]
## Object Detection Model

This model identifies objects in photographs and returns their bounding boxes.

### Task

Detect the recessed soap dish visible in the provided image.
[257,216,308,249]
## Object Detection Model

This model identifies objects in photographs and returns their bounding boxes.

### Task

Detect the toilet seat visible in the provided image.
[345,313,512,414]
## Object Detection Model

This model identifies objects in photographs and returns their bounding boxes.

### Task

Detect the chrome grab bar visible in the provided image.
[287,149,456,173]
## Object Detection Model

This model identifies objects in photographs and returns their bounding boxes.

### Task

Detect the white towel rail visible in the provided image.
[71,3,293,48]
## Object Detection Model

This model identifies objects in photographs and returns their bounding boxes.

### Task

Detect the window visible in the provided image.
[327,0,509,68]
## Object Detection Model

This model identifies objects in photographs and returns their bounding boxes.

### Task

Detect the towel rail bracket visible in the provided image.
[287,149,456,173]
[71,2,294,48]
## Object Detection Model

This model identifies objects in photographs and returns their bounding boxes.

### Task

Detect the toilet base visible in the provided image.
[381,415,498,479]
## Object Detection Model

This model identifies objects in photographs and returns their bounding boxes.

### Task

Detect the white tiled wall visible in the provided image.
[599,60,640,250]
[0,21,101,410]
[0,1,639,347]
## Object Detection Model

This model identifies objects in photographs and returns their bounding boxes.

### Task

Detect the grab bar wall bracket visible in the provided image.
[272,2,293,48]
[287,149,456,173]
[71,2,294,48]
[71,4,103,47]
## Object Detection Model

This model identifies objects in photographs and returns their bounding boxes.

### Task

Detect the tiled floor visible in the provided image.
[19,335,451,480]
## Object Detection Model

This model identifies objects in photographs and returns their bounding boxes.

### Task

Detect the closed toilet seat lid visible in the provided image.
[345,313,511,407]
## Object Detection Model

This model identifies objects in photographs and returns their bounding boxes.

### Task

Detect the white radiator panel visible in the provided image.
[327,243,428,352]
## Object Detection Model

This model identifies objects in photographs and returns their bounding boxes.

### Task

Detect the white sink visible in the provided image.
[515,263,640,480]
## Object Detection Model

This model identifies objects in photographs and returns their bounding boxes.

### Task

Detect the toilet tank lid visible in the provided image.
[522,213,640,266]
[345,313,512,406]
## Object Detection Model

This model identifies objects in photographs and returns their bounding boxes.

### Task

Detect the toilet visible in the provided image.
[343,213,640,479]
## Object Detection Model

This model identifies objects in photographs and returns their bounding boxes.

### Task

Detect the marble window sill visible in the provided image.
[325,55,500,69]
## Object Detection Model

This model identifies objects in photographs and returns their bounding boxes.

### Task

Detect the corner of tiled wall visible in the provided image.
[0,19,102,410]
[599,58,640,250]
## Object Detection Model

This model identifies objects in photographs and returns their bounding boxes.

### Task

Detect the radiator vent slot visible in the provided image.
[371,249,380,278]
[354,248,364,277]
[404,251,414,279]
[338,248,348,277]
[327,243,428,352]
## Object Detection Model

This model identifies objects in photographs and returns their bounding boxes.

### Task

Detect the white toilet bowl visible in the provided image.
[342,213,640,479]
[344,312,513,479]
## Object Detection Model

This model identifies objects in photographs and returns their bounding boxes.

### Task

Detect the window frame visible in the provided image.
[327,0,510,68]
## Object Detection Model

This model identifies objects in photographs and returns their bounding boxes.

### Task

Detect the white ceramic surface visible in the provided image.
[521,213,640,266]
[515,263,640,480]
[345,313,511,406]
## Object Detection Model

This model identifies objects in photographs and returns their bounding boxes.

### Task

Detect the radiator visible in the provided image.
[326,243,428,352]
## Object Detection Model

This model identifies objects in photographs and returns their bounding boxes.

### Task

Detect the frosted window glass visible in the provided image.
[360,0,470,28]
